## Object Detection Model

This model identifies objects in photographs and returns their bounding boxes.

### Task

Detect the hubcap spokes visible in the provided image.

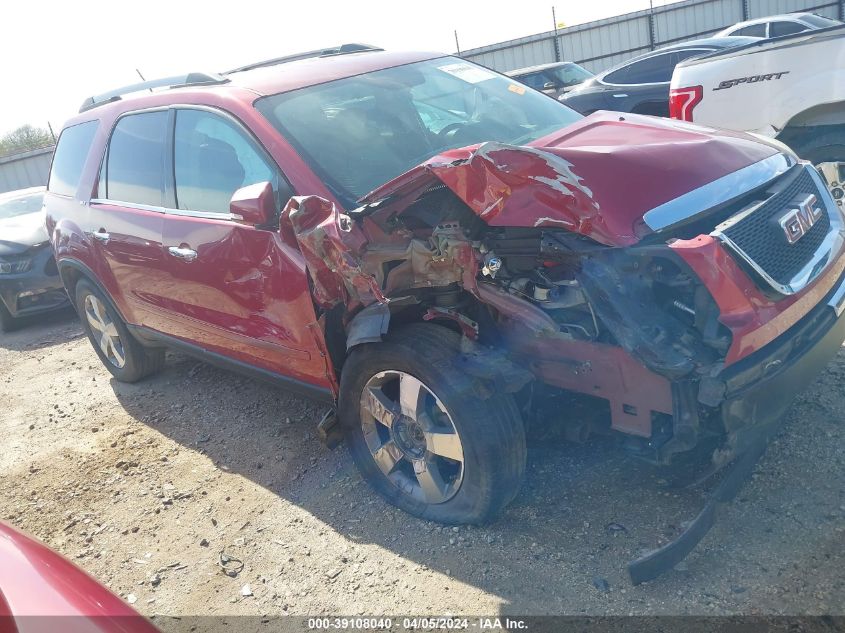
[816,161,845,209]
[84,295,126,369]
[361,371,464,504]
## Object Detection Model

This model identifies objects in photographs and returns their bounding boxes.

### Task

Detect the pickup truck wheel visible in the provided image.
[814,160,845,210]
[339,323,526,525]
[789,131,845,209]
[75,280,165,383]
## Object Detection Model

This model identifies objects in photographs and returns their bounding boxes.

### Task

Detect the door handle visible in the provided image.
[612,93,629,98]
[92,230,110,243]
[167,246,198,262]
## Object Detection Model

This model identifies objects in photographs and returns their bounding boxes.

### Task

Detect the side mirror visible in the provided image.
[543,81,558,91]
[229,181,275,225]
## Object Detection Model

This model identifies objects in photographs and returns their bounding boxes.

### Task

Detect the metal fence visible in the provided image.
[460,0,845,73]
[0,146,54,194]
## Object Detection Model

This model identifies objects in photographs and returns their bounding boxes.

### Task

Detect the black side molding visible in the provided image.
[126,324,335,405]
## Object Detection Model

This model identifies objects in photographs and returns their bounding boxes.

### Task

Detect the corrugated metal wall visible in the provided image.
[0,146,54,194]
[461,0,844,73]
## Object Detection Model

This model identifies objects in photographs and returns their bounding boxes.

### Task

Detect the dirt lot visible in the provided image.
[1,309,844,617]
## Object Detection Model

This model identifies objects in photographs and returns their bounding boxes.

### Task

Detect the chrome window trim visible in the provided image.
[642,153,795,232]
[90,198,240,221]
[92,103,293,217]
[710,165,845,296]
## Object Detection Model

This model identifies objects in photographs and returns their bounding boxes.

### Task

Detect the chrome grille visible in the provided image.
[713,165,842,295]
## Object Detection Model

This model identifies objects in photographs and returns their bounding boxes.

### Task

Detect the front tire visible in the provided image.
[75,279,164,382]
[339,323,526,524]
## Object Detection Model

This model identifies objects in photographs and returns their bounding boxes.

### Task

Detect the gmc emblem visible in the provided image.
[779,194,822,244]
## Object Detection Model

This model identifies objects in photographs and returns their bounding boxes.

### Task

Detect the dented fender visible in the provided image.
[282,196,385,311]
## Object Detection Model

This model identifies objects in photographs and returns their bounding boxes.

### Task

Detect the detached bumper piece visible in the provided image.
[627,440,766,585]
[630,272,845,584]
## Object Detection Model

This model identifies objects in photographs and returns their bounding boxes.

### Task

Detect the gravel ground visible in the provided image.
[1,309,844,617]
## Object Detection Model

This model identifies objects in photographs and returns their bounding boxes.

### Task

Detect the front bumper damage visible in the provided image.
[0,246,69,319]
[629,270,845,583]
[281,145,845,583]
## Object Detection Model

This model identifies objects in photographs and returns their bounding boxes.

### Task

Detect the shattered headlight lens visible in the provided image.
[0,258,32,275]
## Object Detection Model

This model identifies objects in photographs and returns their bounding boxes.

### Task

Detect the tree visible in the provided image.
[0,125,54,157]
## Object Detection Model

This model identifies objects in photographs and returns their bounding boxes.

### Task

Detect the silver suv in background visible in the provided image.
[716,12,842,38]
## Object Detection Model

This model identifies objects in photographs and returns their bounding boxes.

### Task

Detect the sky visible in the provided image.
[0,0,678,137]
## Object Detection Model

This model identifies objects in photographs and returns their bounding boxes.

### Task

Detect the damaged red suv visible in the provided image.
[46,47,845,579]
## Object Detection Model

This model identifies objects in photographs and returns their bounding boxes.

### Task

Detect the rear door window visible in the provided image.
[104,111,168,206]
[48,120,99,197]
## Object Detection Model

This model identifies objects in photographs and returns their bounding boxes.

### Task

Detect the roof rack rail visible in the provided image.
[78,72,229,113]
[224,43,383,75]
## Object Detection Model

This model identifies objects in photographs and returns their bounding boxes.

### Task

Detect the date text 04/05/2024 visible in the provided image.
[307,617,529,630]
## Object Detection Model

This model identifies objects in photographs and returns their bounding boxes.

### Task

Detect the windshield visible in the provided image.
[548,63,593,87]
[0,192,43,220]
[256,57,583,207]
[803,14,842,28]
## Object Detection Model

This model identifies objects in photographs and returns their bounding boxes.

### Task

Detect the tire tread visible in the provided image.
[341,322,526,524]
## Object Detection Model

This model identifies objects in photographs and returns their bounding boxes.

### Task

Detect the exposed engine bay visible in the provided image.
[283,175,736,468]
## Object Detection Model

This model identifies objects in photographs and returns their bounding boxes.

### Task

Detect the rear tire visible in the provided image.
[339,323,526,525]
[74,279,165,382]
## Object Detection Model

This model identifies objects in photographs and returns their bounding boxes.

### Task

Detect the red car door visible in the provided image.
[88,110,170,331]
[158,107,330,388]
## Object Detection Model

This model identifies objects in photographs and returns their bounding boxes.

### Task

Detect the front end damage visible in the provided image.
[283,125,845,582]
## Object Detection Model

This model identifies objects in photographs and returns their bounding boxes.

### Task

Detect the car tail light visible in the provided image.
[669,86,703,122]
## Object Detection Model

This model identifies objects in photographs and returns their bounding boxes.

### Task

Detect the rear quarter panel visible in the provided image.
[46,115,127,315]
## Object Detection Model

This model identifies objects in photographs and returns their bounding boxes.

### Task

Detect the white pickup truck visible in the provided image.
[669,25,845,206]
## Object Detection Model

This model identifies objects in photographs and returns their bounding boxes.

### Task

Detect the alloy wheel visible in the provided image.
[360,370,464,504]
[816,161,845,209]
[84,294,126,368]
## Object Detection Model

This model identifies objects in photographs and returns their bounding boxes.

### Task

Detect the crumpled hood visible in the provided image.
[361,111,781,246]
[0,211,49,256]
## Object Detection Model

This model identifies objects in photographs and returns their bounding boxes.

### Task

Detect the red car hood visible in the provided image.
[0,521,157,632]
[360,111,781,246]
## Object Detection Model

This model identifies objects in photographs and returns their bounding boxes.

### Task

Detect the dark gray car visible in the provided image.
[506,61,594,99]
[559,36,757,117]
[0,187,69,331]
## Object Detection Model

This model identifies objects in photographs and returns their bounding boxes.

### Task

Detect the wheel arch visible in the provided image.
[781,100,845,131]
[340,292,490,356]
[337,320,529,523]
[57,258,129,323]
